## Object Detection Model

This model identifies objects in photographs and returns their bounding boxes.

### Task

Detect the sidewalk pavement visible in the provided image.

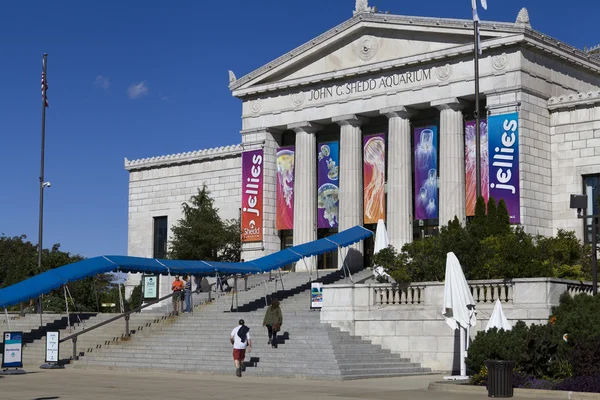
[0,368,536,400]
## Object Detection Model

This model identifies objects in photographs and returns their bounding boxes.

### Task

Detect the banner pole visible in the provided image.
[474,19,482,200]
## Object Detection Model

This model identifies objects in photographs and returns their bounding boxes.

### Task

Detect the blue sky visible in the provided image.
[0,0,597,258]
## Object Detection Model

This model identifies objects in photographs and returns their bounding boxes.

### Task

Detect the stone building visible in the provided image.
[125,4,600,297]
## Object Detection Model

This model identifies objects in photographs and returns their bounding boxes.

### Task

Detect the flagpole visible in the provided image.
[474,19,482,200]
[37,53,48,326]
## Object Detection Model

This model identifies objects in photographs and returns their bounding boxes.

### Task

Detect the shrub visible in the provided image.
[567,335,600,377]
[466,321,529,374]
[551,293,600,340]
[555,376,600,393]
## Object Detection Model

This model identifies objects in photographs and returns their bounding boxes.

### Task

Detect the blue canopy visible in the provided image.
[0,225,372,308]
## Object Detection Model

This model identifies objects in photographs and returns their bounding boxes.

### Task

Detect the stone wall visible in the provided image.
[320,278,592,373]
[124,146,242,297]
[549,92,600,239]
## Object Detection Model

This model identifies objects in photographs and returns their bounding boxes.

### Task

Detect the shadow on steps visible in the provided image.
[227,269,359,313]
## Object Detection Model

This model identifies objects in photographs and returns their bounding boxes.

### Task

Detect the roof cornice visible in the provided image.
[229,13,600,97]
[548,91,600,111]
[124,144,242,171]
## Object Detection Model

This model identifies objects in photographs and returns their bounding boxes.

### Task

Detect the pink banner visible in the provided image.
[363,134,386,224]
[241,149,263,243]
[276,146,295,230]
[465,120,489,216]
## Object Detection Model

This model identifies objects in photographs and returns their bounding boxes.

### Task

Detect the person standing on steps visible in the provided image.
[171,275,184,315]
[263,298,283,348]
[183,275,192,313]
[230,319,252,377]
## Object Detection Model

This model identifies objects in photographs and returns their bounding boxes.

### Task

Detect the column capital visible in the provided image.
[431,97,468,111]
[332,114,369,127]
[287,121,323,134]
[381,106,416,120]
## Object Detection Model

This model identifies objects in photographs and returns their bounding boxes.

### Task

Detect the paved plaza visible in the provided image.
[0,369,539,400]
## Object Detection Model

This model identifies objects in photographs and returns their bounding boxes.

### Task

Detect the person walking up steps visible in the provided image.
[230,319,252,377]
[263,298,283,348]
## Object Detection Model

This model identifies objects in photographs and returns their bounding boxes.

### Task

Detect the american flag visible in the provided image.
[41,59,48,107]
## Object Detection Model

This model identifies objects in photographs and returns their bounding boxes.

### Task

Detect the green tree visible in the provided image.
[0,234,115,312]
[169,185,242,262]
[495,199,511,236]
[469,196,488,239]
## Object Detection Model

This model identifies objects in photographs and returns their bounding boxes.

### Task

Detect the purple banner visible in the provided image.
[317,142,339,228]
[241,149,263,242]
[414,126,438,220]
[465,120,489,216]
[488,113,520,223]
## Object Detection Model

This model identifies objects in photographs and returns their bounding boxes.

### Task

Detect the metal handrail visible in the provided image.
[59,287,209,361]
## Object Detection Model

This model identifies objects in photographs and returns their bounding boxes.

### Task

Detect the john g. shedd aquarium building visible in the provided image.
[123,5,600,295]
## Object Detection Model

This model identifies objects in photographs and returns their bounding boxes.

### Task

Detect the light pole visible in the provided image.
[570,194,598,295]
[37,53,49,325]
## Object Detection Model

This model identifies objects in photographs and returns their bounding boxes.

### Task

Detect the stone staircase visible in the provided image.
[75,268,432,379]
[0,272,277,367]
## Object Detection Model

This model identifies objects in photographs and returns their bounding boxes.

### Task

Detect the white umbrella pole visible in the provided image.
[460,326,467,377]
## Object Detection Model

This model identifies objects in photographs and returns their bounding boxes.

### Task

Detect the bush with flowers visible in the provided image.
[466,293,600,393]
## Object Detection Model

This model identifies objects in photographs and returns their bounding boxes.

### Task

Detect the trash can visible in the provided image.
[485,360,516,398]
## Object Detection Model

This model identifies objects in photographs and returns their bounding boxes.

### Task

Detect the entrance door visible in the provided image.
[317,230,338,270]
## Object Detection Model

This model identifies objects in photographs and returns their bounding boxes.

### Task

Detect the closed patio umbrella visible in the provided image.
[442,252,477,379]
[485,299,512,332]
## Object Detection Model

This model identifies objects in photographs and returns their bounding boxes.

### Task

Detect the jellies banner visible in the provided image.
[241,149,264,242]
[317,142,340,229]
[488,112,520,223]
[414,126,438,220]
[276,146,295,230]
[465,120,490,216]
[363,134,386,224]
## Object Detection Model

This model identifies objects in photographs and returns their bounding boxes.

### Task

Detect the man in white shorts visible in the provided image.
[230,319,252,377]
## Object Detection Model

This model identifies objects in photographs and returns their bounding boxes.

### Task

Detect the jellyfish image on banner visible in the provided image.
[413,127,439,220]
[318,183,339,227]
[363,134,386,224]
[415,128,436,171]
[426,198,437,217]
[275,147,295,230]
[424,168,438,199]
[465,120,489,216]
[317,141,340,228]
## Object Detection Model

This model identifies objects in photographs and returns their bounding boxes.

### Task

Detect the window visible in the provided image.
[153,216,168,259]
[583,175,600,244]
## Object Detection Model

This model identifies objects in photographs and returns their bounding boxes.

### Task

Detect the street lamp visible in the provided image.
[570,194,598,295]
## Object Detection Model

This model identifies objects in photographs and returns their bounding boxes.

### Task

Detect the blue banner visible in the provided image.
[488,112,520,223]
[414,126,438,220]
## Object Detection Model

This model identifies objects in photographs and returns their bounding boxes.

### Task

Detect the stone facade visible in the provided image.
[125,9,600,295]
[549,92,600,237]
[320,279,592,373]
[124,146,242,296]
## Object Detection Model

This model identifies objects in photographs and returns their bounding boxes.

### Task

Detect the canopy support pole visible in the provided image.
[338,246,354,283]
[288,249,312,282]
[117,275,124,314]
[63,285,71,333]
[65,285,84,329]
[277,268,285,291]
[154,259,171,313]
[263,280,269,307]
[4,308,10,330]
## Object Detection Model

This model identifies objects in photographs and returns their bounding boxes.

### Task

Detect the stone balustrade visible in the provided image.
[321,277,593,374]
[371,280,517,306]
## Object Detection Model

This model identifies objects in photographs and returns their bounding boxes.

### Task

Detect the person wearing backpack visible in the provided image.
[230,319,252,377]
[262,298,283,348]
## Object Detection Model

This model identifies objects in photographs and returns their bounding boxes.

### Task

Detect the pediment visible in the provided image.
[231,14,519,96]
[265,29,479,83]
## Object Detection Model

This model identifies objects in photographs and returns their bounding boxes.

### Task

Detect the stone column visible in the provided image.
[432,98,466,227]
[288,122,321,272]
[382,107,415,251]
[333,114,369,269]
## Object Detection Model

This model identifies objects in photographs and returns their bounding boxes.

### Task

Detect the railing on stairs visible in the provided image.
[59,287,214,362]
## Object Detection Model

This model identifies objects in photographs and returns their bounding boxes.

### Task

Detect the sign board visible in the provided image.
[143,275,158,300]
[310,282,323,309]
[45,331,59,363]
[2,332,23,368]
